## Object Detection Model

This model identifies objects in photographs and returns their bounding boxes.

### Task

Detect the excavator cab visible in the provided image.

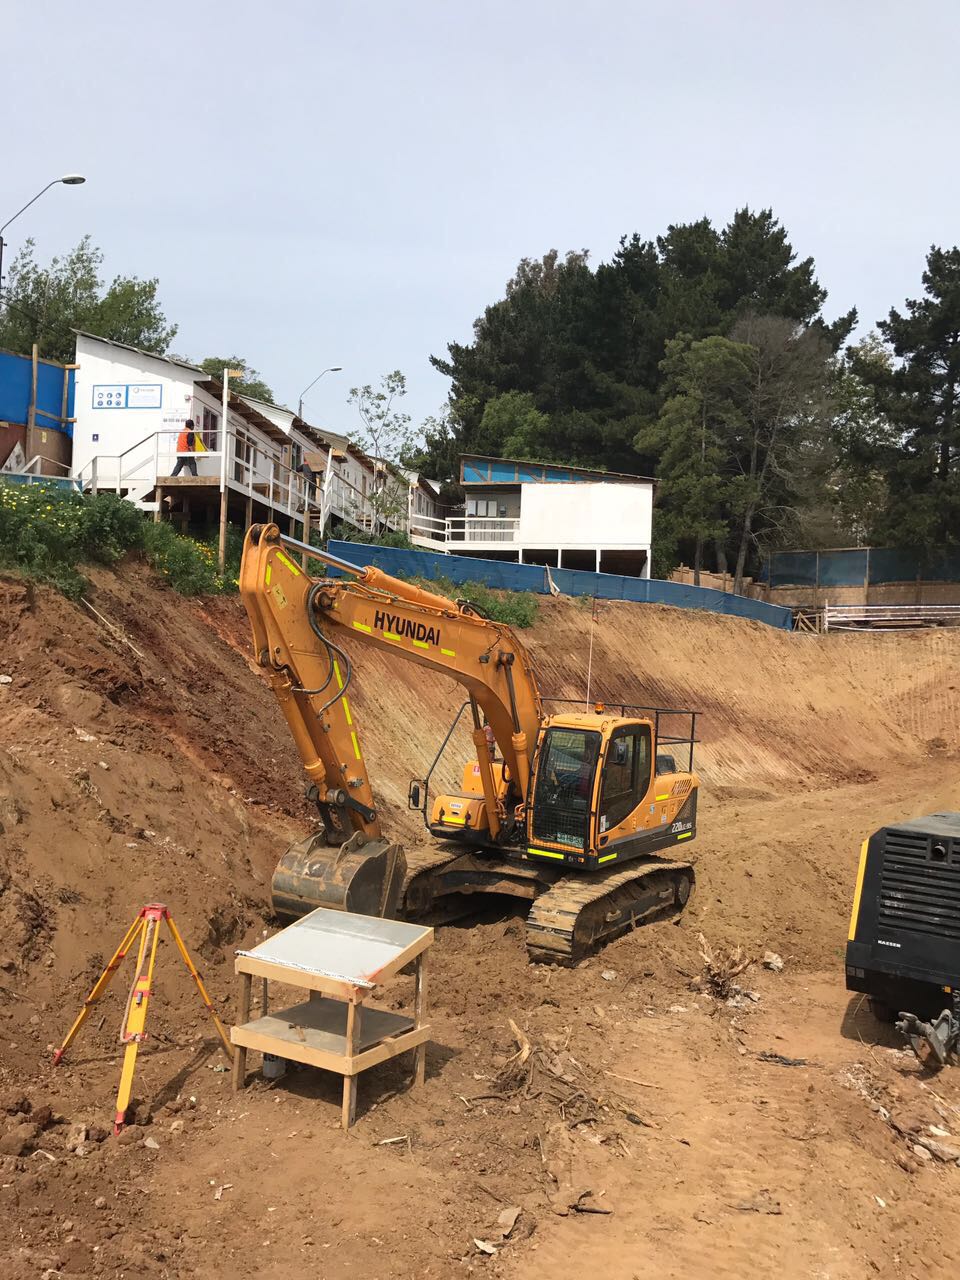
[528,711,697,869]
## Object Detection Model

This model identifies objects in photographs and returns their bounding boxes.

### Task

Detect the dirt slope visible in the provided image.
[1,565,959,1279]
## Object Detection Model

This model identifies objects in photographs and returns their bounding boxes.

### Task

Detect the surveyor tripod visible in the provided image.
[53,904,233,1132]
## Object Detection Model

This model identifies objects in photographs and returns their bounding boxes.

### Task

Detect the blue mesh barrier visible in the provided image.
[766,547,960,587]
[818,549,868,587]
[325,542,794,630]
[768,552,818,587]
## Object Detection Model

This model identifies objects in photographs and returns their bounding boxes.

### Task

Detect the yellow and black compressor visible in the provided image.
[846,812,960,1065]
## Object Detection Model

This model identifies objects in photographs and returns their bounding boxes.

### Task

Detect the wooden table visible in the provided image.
[231,908,432,1127]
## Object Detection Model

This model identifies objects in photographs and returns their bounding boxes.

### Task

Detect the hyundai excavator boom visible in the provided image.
[239,524,699,962]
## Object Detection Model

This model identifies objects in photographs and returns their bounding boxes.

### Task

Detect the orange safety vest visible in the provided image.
[176,429,193,453]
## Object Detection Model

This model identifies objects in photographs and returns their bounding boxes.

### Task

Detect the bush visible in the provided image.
[0,483,136,599]
[407,572,539,628]
[0,481,240,599]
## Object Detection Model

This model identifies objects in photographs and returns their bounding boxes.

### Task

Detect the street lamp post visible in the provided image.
[0,174,86,301]
[297,366,342,420]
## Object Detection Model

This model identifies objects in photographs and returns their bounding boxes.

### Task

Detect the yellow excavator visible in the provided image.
[239,525,699,962]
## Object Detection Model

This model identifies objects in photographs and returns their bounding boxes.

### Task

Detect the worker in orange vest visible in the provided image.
[171,420,199,476]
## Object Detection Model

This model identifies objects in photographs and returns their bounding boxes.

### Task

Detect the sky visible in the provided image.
[5,1,958,438]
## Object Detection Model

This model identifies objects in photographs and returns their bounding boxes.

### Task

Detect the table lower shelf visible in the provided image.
[231,998,428,1077]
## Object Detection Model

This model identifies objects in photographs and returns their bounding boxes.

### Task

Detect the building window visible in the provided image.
[199,406,219,451]
[467,497,497,518]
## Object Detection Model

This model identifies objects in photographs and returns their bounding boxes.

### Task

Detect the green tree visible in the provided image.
[635,335,753,582]
[199,356,274,404]
[0,236,176,363]
[853,246,960,549]
[726,314,834,591]
[348,371,420,533]
[426,209,845,485]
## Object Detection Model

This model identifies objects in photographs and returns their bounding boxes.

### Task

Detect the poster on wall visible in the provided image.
[91,383,163,409]
[92,385,127,408]
[127,384,162,409]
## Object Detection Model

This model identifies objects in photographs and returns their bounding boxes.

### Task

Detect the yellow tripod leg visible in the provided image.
[114,909,163,1133]
[53,912,145,1065]
[165,913,234,1059]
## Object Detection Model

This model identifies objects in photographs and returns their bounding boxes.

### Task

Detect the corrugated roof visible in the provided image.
[73,330,204,373]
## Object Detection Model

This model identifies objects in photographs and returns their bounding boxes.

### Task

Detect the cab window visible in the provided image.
[600,727,651,831]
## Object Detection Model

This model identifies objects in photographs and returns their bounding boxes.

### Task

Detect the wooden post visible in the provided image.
[232,972,252,1093]
[414,951,427,1087]
[154,487,164,523]
[218,487,228,574]
[245,493,253,531]
[28,343,39,433]
[341,999,362,1128]
[260,977,268,1015]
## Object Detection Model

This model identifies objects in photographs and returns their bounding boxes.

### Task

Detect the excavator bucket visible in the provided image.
[271,830,407,922]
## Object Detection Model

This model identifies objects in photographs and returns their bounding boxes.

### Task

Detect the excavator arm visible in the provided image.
[239,524,543,874]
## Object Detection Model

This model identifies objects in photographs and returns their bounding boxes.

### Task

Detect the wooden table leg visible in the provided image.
[232,972,252,1093]
[414,951,427,1087]
[260,977,269,1015]
[341,1000,362,1128]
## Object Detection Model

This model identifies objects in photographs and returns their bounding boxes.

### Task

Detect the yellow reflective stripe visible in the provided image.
[442,815,467,825]
[265,564,272,587]
[342,695,353,726]
[333,660,344,690]
[527,847,566,860]
[441,648,456,657]
[848,839,869,941]
[677,832,693,840]
[412,639,429,649]
[350,731,361,760]
[276,551,301,576]
[353,621,372,633]
[655,793,669,801]
[599,852,617,863]
[384,631,402,642]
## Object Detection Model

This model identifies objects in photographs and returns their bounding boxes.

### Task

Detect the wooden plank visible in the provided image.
[230,1021,429,1078]
[28,344,38,431]
[414,951,427,1087]
[342,1001,360,1127]
[157,475,220,487]
[236,998,413,1053]
[234,954,361,1002]
[232,972,252,1092]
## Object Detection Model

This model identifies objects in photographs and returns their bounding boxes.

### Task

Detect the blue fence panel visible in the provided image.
[325,542,794,630]
[819,549,869,587]
[0,349,74,435]
[768,552,818,587]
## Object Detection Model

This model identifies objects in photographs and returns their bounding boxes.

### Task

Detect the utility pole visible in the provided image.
[218,368,243,573]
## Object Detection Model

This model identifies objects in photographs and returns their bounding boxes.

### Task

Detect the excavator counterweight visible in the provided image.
[239,524,699,963]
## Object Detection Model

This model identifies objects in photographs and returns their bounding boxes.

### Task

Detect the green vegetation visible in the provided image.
[0,483,240,599]
[0,236,176,364]
[407,573,539,629]
[411,211,960,578]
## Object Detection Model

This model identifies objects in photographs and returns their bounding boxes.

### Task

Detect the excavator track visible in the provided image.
[524,858,694,965]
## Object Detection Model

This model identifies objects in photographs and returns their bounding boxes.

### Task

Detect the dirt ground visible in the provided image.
[1,562,960,1279]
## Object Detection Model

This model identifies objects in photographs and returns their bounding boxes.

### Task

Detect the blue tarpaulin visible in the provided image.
[325,541,794,630]
[0,349,75,435]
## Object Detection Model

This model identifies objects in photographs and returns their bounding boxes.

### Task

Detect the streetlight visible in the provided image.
[0,174,86,298]
[297,366,342,419]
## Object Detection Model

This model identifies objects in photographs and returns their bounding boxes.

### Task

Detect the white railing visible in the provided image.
[409,513,520,545]
[824,603,960,631]
[325,467,405,533]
